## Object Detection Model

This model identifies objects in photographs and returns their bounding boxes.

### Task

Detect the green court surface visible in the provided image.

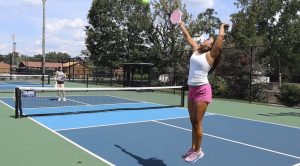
[0,102,109,166]
[0,80,111,166]
[0,87,299,166]
[208,99,300,128]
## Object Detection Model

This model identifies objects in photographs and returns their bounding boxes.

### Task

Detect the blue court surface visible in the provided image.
[1,96,300,166]
[0,82,52,91]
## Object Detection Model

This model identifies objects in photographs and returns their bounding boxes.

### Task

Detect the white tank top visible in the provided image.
[56,71,65,81]
[188,51,212,86]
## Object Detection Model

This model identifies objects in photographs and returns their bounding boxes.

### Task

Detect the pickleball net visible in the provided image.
[15,86,185,117]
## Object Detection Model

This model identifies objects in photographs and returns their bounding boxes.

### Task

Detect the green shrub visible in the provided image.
[276,84,300,106]
[209,75,228,97]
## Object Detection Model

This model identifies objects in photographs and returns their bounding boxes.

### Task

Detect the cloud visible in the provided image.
[23,47,41,56]
[184,0,215,9]
[47,18,85,33]
[73,29,86,41]
[0,43,8,51]
[31,18,87,56]
[0,0,92,56]
[20,0,42,6]
[0,1,41,15]
[32,18,87,56]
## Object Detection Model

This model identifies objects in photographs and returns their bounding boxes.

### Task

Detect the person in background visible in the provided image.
[55,66,66,101]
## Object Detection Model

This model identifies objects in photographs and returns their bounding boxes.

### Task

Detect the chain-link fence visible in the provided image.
[212,42,300,106]
[6,43,298,106]
[83,43,299,107]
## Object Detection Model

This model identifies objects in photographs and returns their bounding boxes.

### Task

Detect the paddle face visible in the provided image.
[170,9,182,24]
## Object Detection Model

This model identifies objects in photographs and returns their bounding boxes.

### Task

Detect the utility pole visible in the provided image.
[11,34,16,75]
[42,0,46,85]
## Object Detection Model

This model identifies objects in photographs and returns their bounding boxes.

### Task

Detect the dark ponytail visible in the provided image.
[209,50,222,75]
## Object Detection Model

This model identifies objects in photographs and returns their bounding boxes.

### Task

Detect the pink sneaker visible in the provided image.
[184,149,204,163]
[181,148,193,159]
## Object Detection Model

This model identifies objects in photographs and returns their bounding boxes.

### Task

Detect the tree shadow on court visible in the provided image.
[114,144,167,166]
[257,112,300,117]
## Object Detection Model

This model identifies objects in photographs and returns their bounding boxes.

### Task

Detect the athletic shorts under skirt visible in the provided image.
[56,80,64,84]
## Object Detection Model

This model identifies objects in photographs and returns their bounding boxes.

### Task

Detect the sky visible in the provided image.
[0,0,237,57]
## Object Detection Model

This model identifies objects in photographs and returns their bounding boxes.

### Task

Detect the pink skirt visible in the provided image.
[188,84,212,103]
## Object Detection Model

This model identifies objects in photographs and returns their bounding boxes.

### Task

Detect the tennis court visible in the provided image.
[0,86,299,166]
[0,74,52,92]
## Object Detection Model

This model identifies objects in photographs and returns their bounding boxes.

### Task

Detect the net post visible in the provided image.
[181,86,185,107]
[47,75,50,84]
[15,87,20,118]
[110,67,113,86]
[68,58,71,82]
[249,46,253,103]
[86,74,89,88]
[42,73,45,87]
[72,58,75,82]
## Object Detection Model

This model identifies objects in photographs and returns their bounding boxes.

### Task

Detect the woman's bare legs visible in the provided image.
[188,99,208,152]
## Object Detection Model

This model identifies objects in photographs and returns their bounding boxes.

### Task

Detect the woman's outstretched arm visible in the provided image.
[178,21,199,52]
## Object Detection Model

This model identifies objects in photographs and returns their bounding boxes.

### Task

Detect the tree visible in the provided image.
[33,52,71,62]
[4,52,21,67]
[0,54,6,62]
[221,0,300,102]
[86,0,152,68]
[230,0,267,47]
[150,0,188,85]
[230,0,300,83]
[191,8,221,37]
[125,0,152,63]
[86,0,124,68]
[150,0,218,85]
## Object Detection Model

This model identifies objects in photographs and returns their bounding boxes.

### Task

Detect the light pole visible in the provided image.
[42,0,46,85]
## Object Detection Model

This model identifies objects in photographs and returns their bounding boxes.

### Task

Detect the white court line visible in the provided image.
[29,117,116,166]
[211,113,300,130]
[55,108,214,131]
[153,120,300,160]
[2,95,298,131]
[64,95,143,106]
[2,97,298,162]
[65,98,92,105]
[55,116,189,132]
[2,102,116,166]
[9,93,300,130]
[0,99,15,112]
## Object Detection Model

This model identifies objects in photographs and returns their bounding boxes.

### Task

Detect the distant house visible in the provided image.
[252,71,270,84]
[63,61,90,78]
[17,61,90,78]
[18,61,62,75]
[0,62,10,74]
[19,61,62,70]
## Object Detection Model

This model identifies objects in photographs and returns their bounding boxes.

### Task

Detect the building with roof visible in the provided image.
[19,61,62,69]
[18,61,90,78]
[0,62,10,74]
[62,61,90,78]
